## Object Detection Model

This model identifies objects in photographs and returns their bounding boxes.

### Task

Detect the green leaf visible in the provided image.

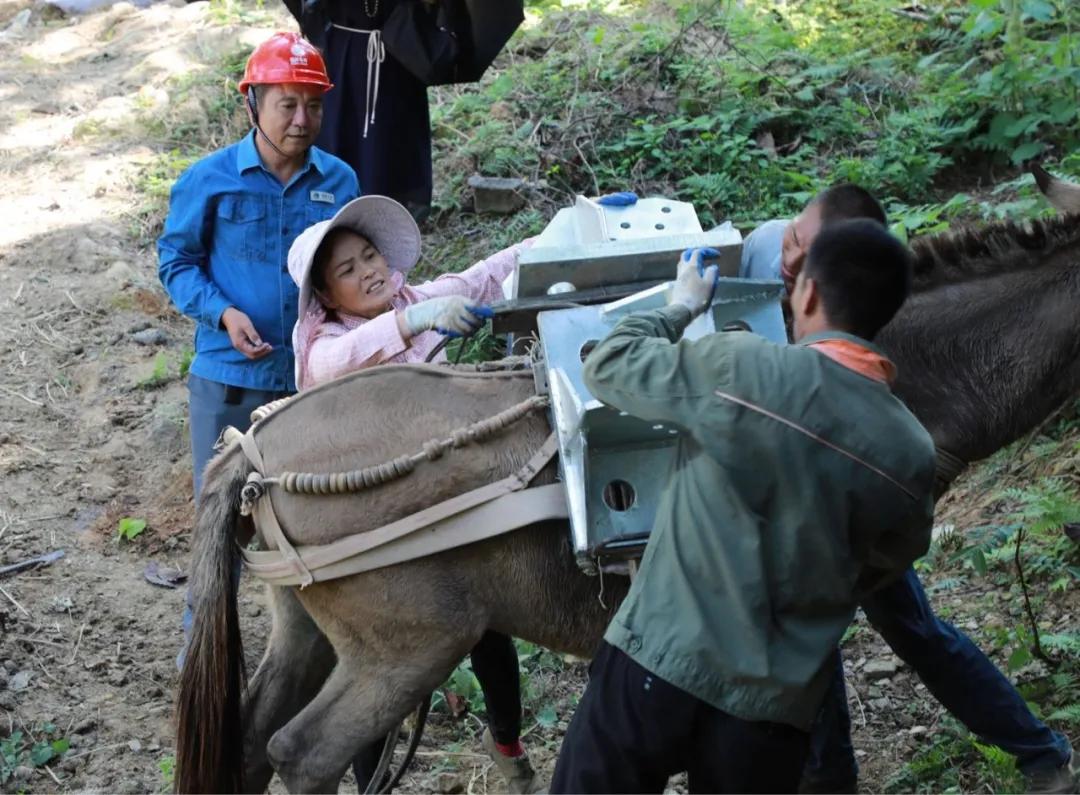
[1008,645,1033,672]
[50,739,69,756]
[592,26,605,45]
[117,517,147,542]
[1021,0,1056,22]
[1004,115,1040,137]
[29,742,55,766]
[971,549,988,576]
[536,705,557,728]
[1011,141,1045,165]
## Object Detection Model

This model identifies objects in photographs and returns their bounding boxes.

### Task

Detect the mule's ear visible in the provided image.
[1032,164,1080,214]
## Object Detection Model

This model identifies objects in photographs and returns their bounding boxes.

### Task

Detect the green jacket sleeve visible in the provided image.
[582,305,730,427]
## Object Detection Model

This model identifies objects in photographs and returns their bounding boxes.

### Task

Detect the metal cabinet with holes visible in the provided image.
[517,196,788,574]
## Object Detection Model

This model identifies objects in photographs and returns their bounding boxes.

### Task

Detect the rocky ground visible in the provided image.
[0,1,1075,793]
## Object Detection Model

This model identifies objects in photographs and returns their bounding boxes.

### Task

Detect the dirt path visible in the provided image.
[0,2,1074,793]
[0,2,286,790]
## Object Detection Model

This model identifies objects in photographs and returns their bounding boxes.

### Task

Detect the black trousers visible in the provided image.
[354,631,522,788]
[315,25,433,211]
[551,641,809,794]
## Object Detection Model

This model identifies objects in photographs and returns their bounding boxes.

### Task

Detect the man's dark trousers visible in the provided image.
[552,641,809,794]
[804,567,1071,789]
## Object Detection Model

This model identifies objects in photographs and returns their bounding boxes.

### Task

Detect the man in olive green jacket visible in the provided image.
[550,219,937,794]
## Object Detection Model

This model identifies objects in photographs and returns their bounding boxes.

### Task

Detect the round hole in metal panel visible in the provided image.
[579,339,599,362]
[655,223,665,230]
[661,206,672,213]
[603,480,636,512]
[620,221,631,229]
[721,320,753,333]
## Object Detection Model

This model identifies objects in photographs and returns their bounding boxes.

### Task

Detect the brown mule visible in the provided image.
[176,211,1080,793]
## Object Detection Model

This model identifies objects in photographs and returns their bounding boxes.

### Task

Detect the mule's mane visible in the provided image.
[910,212,1080,290]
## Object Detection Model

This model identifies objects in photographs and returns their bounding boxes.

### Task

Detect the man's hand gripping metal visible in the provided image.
[670,247,720,319]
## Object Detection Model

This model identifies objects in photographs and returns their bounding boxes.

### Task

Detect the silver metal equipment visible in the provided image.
[494,195,788,574]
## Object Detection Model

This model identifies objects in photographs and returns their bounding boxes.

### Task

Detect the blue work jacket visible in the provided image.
[157,131,359,391]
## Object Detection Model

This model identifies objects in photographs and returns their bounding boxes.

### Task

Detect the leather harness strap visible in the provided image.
[237,433,565,587]
[240,430,316,587]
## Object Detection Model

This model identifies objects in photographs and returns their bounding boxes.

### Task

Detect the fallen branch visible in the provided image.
[0,549,65,580]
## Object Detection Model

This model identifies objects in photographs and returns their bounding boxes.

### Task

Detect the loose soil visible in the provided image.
[0,2,1075,793]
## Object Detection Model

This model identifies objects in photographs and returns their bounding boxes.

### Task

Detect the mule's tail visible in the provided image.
[175,448,252,794]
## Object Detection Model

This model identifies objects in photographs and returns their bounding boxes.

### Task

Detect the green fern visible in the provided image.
[1048,704,1080,725]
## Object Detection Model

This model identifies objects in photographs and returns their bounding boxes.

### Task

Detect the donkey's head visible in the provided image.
[877,208,1080,464]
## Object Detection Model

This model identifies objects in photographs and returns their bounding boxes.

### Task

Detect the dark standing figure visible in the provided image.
[284,0,434,220]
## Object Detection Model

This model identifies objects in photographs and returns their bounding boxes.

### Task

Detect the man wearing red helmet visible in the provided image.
[158,31,358,675]
[159,31,359,502]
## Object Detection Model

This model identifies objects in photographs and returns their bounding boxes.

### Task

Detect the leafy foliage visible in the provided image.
[0,725,70,785]
[432,0,1080,239]
[117,516,148,542]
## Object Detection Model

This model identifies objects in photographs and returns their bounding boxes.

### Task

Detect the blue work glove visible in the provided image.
[439,304,492,338]
[670,247,720,319]
[595,191,638,207]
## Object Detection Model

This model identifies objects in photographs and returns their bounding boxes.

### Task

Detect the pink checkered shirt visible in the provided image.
[294,239,535,390]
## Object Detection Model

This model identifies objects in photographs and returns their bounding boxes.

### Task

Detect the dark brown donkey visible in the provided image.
[176,203,1080,794]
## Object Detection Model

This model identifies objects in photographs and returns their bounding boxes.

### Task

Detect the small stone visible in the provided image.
[131,328,167,346]
[0,691,16,710]
[12,765,33,780]
[8,670,33,691]
[436,772,465,794]
[863,659,899,681]
[468,175,526,215]
[909,725,929,736]
[869,697,891,711]
[49,596,75,613]
[4,8,31,32]
[116,778,145,794]
[127,739,142,752]
[104,261,137,286]
[109,670,129,687]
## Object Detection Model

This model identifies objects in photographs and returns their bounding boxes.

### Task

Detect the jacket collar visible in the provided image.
[797,331,897,386]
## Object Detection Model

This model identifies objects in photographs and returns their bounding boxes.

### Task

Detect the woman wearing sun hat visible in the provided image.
[289,195,534,392]
[287,195,538,791]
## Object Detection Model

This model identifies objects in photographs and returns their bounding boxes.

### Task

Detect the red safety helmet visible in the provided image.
[237,32,333,94]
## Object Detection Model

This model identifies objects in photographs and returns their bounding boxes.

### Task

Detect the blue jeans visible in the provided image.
[805,568,1071,788]
[178,374,292,670]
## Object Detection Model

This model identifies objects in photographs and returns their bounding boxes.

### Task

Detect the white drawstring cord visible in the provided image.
[364,29,384,138]
[330,24,384,138]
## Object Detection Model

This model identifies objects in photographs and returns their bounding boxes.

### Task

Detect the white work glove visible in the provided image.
[403,295,489,338]
[670,247,720,319]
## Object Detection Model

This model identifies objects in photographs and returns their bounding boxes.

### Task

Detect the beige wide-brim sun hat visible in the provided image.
[288,195,422,319]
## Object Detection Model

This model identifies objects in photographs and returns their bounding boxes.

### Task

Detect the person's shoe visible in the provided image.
[1025,750,1080,794]
[481,727,538,794]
